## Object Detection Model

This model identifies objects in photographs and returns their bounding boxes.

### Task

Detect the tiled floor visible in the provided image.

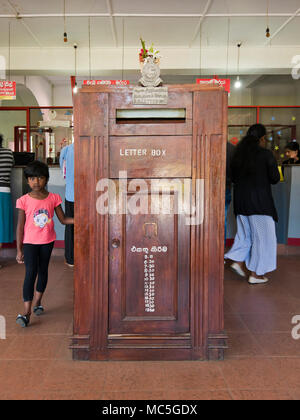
[0,256,299,400]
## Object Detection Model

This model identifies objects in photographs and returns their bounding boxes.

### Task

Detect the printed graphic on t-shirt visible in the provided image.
[33,209,51,228]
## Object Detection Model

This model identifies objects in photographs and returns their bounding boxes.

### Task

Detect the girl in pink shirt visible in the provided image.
[16,161,74,328]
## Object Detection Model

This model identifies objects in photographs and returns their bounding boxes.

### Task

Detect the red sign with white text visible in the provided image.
[196,78,230,93]
[0,81,16,100]
[83,80,130,86]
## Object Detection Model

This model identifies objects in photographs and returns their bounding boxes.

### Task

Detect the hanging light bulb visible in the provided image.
[265,0,270,38]
[63,0,68,43]
[234,43,242,89]
[73,43,78,93]
[234,75,242,89]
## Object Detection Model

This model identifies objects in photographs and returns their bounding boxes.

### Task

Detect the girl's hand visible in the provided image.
[16,251,24,264]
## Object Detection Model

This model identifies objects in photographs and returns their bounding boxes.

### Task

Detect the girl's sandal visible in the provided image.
[33,306,44,316]
[16,314,30,328]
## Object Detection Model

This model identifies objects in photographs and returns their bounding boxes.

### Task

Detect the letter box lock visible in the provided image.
[111,239,120,248]
[143,222,158,238]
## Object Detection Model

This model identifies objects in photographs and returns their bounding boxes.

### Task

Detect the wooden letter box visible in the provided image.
[71,84,228,361]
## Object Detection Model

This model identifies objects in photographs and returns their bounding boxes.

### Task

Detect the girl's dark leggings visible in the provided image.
[23,242,54,302]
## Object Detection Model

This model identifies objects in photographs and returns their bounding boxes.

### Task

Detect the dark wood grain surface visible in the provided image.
[72,85,228,361]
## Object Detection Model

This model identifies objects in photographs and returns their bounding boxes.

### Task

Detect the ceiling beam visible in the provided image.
[106,0,118,47]
[189,0,213,47]
[6,0,43,47]
[265,7,300,45]
[0,13,300,19]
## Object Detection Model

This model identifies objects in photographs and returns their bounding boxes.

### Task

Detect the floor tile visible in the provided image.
[104,361,167,392]
[0,256,300,400]
[230,390,293,400]
[240,313,295,333]
[269,359,300,388]
[220,358,284,390]
[0,360,52,393]
[3,335,65,360]
[253,333,300,357]
[41,360,107,393]
[225,332,264,357]
[101,391,164,400]
[162,361,227,391]
[161,390,232,400]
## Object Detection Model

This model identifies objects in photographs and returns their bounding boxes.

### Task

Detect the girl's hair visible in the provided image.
[0,134,3,148]
[24,160,49,181]
[231,135,261,179]
[285,141,299,154]
[247,124,267,140]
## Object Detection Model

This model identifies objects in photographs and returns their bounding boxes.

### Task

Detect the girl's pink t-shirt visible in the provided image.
[16,193,62,245]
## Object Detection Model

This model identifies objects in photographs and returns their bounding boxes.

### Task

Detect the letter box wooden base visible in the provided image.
[71,84,228,361]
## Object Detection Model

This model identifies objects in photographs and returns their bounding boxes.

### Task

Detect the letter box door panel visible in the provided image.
[109,182,190,335]
[110,136,192,178]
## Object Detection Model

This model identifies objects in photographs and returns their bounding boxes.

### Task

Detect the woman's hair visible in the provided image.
[247,124,267,140]
[231,135,261,179]
[0,134,3,148]
[285,141,299,154]
[24,160,49,181]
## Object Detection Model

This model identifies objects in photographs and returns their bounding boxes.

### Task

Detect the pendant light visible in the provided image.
[73,43,78,93]
[63,0,68,43]
[234,42,242,89]
[266,0,270,38]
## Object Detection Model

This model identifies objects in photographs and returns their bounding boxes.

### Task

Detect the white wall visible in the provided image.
[26,76,53,107]
[252,80,299,106]
[53,84,73,106]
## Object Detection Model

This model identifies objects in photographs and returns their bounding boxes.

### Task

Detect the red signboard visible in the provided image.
[0,81,16,100]
[196,78,230,93]
[83,80,130,86]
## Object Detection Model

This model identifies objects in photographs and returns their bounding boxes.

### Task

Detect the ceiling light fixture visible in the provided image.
[266,0,270,38]
[73,43,78,93]
[63,0,68,42]
[234,42,242,89]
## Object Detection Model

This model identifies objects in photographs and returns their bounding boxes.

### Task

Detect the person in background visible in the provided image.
[59,142,74,267]
[282,141,300,165]
[15,161,74,327]
[225,141,235,247]
[224,124,280,284]
[0,134,14,268]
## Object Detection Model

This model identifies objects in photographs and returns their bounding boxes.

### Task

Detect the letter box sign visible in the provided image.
[0,81,16,100]
[83,80,130,86]
[196,78,230,93]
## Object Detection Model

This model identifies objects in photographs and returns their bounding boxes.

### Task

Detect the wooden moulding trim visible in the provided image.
[80,84,224,94]
[108,334,191,340]
[207,333,228,350]
[69,335,90,350]
[107,345,191,349]
[106,348,193,361]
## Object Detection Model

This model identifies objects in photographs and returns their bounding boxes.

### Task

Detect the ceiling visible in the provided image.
[0,0,299,80]
[0,0,299,48]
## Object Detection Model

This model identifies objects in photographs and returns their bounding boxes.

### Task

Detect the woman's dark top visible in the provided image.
[232,148,280,222]
[282,158,300,165]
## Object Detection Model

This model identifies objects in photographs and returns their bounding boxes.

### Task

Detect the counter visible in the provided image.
[5,165,300,252]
